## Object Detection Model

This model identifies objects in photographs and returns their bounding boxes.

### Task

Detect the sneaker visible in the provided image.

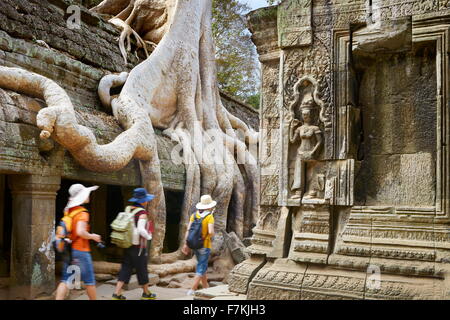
[141,292,157,300]
[112,293,127,300]
[187,289,195,296]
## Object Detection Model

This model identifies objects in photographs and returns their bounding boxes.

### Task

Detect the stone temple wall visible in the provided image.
[0,0,258,299]
[229,0,450,299]
[0,0,184,189]
[220,91,259,131]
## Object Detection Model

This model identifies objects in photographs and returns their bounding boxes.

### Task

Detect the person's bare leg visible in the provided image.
[86,285,97,300]
[142,284,150,295]
[114,281,125,296]
[201,275,209,289]
[55,282,68,300]
[191,275,202,291]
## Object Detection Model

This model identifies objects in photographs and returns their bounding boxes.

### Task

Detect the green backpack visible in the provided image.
[110,206,144,248]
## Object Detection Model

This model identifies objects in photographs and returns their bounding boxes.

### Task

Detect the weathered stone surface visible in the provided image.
[0,86,185,190]
[194,284,239,301]
[247,259,304,300]
[228,255,266,294]
[230,0,450,300]
[95,274,114,282]
[205,273,226,282]
[0,0,136,73]
[8,174,60,299]
[209,281,224,287]
[0,3,256,190]
[171,273,188,283]
[210,294,247,300]
[222,231,249,264]
[167,281,182,288]
[355,46,437,207]
[220,91,259,131]
[0,0,259,300]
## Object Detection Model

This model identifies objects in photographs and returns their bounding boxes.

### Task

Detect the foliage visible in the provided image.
[212,0,260,109]
[245,93,260,109]
[86,0,261,109]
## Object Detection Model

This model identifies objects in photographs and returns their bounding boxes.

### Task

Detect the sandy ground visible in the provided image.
[72,271,225,300]
[72,283,194,300]
[0,272,219,300]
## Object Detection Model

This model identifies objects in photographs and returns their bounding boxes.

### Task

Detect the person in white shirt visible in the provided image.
[112,188,156,300]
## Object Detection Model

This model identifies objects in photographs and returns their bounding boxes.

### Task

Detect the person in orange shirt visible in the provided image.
[55,184,102,300]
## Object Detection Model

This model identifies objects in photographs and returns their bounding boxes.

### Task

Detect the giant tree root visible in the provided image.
[92,0,259,255]
[93,258,197,278]
[148,258,198,277]
[0,0,259,262]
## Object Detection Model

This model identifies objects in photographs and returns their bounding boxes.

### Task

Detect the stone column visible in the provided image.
[8,175,60,299]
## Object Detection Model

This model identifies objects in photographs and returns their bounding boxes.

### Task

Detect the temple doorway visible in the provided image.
[55,180,129,263]
[163,190,184,253]
[0,174,12,278]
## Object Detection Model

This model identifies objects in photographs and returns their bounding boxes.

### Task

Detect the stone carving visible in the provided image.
[288,205,331,264]
[375,0,440,21]
[282,38,334,160]
[229,0,450,300]
[228,256,266,294]
[278,0,313,48]
[256,206,281,231]
[260,62,281,206]
[288,100,323,200]
[285,76,330,201]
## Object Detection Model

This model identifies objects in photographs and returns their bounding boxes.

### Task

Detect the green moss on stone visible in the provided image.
[248,6,278,23]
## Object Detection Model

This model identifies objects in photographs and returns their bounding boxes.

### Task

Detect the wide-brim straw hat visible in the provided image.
[65,184,99,210]
[196,195,217,210]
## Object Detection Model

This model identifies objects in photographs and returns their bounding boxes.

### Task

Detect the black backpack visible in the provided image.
[186,212,209,250]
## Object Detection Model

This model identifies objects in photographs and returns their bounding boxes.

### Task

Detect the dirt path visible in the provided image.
[73,283,193,300]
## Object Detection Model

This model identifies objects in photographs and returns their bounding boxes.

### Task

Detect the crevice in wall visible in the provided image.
[245,256,267,294]
[298,263,309,300]
[284,208,293,258]
[327,206,338,257]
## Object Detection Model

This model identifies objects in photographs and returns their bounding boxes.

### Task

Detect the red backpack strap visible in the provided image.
[132,207,146,226]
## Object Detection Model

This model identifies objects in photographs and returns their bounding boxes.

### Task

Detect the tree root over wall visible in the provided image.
[0,0,258,263]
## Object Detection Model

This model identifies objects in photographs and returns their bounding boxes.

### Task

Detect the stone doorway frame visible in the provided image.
[333,21,449,218]
[330,19,450,272]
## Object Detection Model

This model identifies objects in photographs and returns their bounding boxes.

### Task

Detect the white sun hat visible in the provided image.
[196,195,217,210]
[65,184,99,210]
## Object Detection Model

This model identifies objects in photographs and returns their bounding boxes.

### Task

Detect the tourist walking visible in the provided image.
[112,188,157,300]
[182,195,216,296]
[55,184,102,300]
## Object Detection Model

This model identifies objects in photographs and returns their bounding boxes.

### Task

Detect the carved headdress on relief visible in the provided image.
[286,76,331,128]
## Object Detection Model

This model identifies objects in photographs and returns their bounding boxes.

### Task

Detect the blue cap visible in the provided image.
[128,188,155,204]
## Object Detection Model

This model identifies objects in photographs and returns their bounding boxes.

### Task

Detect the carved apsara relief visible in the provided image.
[286,77,327,200]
